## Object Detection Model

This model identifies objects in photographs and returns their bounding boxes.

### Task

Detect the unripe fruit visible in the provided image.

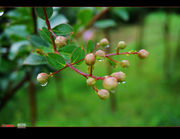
[111,71,126,82]
[97,89,110,100]
[86,78,96,86]
[138,49,149,59]
[99,38,109,47]
[120,60,130,68]
[55,36,67,48]
[117,41,126,49]
[103,76,118,90]
[85,53,96,66]
[37,73,49,85]
[95,50,106,57]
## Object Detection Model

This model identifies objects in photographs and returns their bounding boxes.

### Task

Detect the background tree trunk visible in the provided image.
[164,10,172,83]
[28,77,37,126]
[104,28,117,113]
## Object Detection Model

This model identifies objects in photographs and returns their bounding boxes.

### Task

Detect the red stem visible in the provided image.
[106,52,138,57]
[106,56,120,64]
[42,8,58,54]
[49,29,57,38]
[48,51,138,79]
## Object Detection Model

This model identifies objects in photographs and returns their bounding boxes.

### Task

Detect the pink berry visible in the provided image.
[86,78,96,86]
[99,38,109,47]
[95,50,106,57]
[120,60,130,68]
[103,76,118,90]
[117,41,126,49]
[97,89,110,100]
[111,71,126,82]
[55,36,67,48]
[37,73,49,85]
[85,53,96,66]
[138,49,149,59]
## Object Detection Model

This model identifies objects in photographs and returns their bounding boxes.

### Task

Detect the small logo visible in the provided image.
[2,124,15,127]
[17,123,26,128]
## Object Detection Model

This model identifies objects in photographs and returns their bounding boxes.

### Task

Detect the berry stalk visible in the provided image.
[42,8,58,54]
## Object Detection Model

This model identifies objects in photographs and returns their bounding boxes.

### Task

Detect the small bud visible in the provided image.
[103,76,118,90]
[86,78,96,86]
[37,73,49,85]
[117,41,126,49]
[99,38,109,47]
[95,50,106,57]
[120,60,130,68]
[138,49,149,59]
[55,36,67,48]
[111,71,126,82]
[97,89,110,100]
[85,53,96,66]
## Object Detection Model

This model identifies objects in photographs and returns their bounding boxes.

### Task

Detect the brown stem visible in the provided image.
[76,7,110,38]
[0,73,29,112]
[42,7,58,54]
[28,78,37,126]
[32,8,37,34]
[89,65,93,76]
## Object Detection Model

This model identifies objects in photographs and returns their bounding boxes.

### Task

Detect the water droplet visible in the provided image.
[122,81,126,84]
[105,45,110,48]
[118,82,121,84]
[0,11,4,16]
[110,89,116,93]
[97,57,105,62]
[40,82,48,87]
[0,9,4,16]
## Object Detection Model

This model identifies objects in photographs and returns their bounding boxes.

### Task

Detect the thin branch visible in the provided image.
[48,51,138,79]
[32,8,37,34]
[106,56,120,64]
[76,7,110,38]
[106,52,138,57]
[42,7,58,54]
[89,65,93,76]
[49,29,57,38]
[0,73,30,111]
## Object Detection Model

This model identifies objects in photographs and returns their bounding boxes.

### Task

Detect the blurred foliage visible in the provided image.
[0,7,180,127]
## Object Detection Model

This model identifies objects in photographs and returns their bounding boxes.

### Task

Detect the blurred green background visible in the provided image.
[0,7,180,127]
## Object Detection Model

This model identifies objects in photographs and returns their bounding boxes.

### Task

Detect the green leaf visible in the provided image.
[59,44,77,53]
[46,53,65,69]
[107,58,116,67]
[71,47,85,64]
[39,27,52,45]
[4,25,28,39]
[36,46,53,53]
[23,53,47,65]
[112,8,129,21]
[77,9,93,26]
[94,19,116,29]
[29,35,49,47]
[35,7,53,20]
[86,40,95,53]
[50,14,68,28]
[52,24,73,36]
[9,41,30,60]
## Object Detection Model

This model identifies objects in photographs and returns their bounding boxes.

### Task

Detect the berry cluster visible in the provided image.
[37,37,149,100]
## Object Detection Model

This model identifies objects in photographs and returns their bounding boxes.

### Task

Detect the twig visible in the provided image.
[0,73,30,112]
[75,7,110,38]
[42,7,58,54]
